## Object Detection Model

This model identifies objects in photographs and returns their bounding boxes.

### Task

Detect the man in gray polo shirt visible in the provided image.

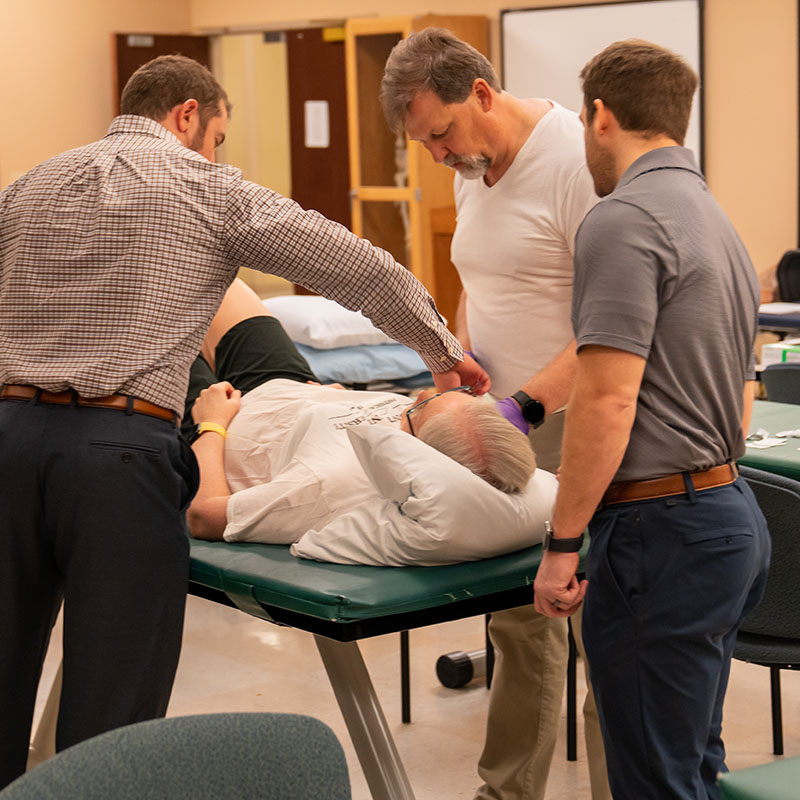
[533,40,771,799]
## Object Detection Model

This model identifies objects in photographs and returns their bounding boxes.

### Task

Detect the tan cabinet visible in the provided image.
[344,15,489,325]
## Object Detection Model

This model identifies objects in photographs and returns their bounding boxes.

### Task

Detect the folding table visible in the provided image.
[741,400,800,481]
[188,539,555,800]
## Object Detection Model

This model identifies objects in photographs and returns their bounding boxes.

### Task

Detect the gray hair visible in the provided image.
[380,27,500,134]
[417,401,536,493]
[120,55,232,130]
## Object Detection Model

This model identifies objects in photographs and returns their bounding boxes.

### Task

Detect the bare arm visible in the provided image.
[518,340,578,415]
[742,379,756,438]
[533,346,645,616]
[455,290,471,350]
[495,340,578,434]
[186,382,241,540]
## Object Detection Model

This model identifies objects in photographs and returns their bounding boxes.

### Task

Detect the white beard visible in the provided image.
[444,153,491,180]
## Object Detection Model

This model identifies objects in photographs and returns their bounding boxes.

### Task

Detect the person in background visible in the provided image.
[534,39,770,800]
[381,28,609,800]
[0,54,487,789]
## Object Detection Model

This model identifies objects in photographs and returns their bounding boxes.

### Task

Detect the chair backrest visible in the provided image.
[761,363,800,405]
[0,713,351,800]
[718,755,800,798]
[738,466,800,639]
[776,249,800,302]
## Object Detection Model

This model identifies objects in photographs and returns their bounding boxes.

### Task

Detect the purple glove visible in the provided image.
[495,397,530,434]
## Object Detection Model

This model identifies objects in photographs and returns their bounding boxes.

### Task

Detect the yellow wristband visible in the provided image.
[196,421,227,440]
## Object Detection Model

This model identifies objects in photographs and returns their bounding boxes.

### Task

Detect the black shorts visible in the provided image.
[181,316,318,439]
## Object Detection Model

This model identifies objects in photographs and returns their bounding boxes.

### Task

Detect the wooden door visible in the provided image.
[286,27,351,295]
[286,27,350,229]
[113,34,211,114]
[344,16,488,313]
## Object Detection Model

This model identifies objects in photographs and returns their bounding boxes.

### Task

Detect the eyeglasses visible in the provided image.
[404,385,474,437]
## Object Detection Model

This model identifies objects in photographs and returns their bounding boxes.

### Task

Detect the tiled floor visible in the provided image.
[35,597,800,799]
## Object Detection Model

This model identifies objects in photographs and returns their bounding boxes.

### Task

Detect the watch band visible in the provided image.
[511,390,545,429]
[196,421,227,440]
[542,521,584,553]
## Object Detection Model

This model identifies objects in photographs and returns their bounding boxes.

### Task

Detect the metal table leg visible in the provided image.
[315,635,417,800]
[400,631,411,724]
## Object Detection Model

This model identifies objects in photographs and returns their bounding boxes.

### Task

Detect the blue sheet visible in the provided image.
[296,342,431,386]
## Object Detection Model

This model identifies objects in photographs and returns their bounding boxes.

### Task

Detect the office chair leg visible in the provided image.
[400,630,411,724]
[567,617,577,762]
[770,666,784,755]
[485,614,494,689]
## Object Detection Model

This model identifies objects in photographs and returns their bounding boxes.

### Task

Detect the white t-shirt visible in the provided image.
[451,101,598,398]
[223,379,411,543]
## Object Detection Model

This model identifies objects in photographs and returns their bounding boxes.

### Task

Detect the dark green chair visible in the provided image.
[718,756,800,800]
[1,713,349,799]
[736,467,800,755]
[761,364,800,405]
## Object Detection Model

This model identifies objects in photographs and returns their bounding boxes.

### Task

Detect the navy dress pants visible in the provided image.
[582,478,771,800]
[0,398,198,789]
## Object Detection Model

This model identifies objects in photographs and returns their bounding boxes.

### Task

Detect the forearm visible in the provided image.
[741,379,756,437]
[517,340,578,415]
[551,348,644,538]
[187,433,232,540]
[552,394,635,537]
[455,290,471,349]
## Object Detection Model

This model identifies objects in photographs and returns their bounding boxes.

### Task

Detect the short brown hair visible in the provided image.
[580,39,697,144]
[380,27,500,133]
[120,55,232,130]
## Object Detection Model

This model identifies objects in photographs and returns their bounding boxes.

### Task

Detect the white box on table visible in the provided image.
[761,338,800,366]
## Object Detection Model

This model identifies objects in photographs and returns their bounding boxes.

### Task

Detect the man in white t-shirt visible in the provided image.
[381,28,609,800]
[184,280,535,544]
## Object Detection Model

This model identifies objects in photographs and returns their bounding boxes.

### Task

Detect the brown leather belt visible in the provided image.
[601,462,739,508]
[0,384,176,423]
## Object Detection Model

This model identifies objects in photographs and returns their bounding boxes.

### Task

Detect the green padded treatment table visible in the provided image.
[718,756,800,799]
[741,401,800,480]
[189,539,555,800]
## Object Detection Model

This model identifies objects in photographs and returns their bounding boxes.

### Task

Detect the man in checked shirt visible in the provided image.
[0,55,488,788]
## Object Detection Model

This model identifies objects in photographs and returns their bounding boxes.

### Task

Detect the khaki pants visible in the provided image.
[474,412,611,800]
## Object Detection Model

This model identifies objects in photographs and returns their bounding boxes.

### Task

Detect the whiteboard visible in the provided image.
[501,1,703,163]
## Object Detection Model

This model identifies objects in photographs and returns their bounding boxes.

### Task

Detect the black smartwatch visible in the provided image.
[542,521,584,553]
[511,390,546,429]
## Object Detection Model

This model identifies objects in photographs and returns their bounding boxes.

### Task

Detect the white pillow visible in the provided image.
[265,295,396,349]
[290,424,556,566]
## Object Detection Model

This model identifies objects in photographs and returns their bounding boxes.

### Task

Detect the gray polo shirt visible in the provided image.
[572,146,759,482]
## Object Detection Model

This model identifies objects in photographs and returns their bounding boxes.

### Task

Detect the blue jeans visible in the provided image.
[582,477,770,800]
[0,398,198,789]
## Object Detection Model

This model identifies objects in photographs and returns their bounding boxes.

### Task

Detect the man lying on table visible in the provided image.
[184,280,536,544]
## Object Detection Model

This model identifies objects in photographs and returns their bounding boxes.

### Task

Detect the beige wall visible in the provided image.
[1,0,796,281]
[214,33,291,196]
[213,33,294,297]
[704,0,797,282]
[0,0,193,188]
[191,0,799,280]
